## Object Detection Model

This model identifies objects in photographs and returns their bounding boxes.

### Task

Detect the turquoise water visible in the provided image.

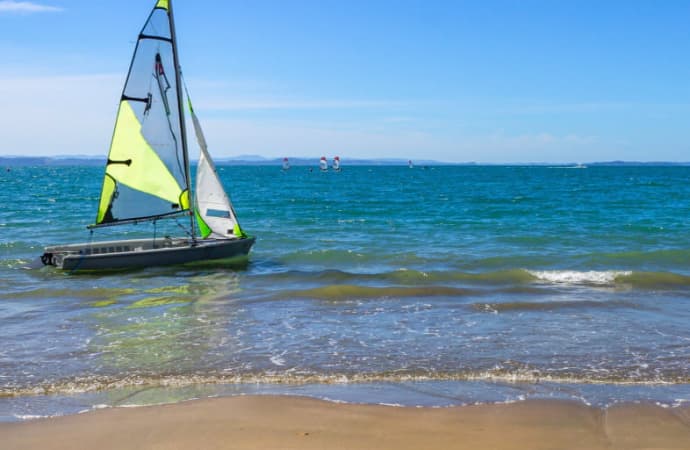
[1,165,689,419]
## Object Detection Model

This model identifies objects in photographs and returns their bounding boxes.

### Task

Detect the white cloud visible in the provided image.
[0,1,62,13]
[0,72,663,163]
[182,76,404,112]
[200,99,401,112]
[197,117,433,161]
[193,118,605,164]
[448,131,603,163]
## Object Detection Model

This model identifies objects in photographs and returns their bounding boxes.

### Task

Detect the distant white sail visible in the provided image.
[282,157,290,170]
[319,156,328,171]
[333,156,341,171]
[408,160,414,169]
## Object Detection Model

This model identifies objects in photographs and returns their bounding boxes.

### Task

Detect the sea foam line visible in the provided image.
[3,370,688,399]
[528,270,632,285]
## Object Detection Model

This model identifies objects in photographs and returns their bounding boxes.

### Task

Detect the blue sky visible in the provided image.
[1,0,689,163]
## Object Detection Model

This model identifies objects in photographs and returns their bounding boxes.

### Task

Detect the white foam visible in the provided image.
[269,352,286,366]
[528,270,632,285]
[13,414,51,421]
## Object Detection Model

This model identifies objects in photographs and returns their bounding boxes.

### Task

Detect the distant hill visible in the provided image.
[0,156,103,166]
[1,156,689,167]
[587,161,690,167]
[0,155,446,167]
[214,157,447,166]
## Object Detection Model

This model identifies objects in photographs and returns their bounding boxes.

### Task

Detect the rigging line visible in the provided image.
[168,0,196,240]
[155,53,171,115]
[174,216,194,239]
[154,52,186,183]
[151,43,184,181]
[153,219,157,249]
[144,55,156,116]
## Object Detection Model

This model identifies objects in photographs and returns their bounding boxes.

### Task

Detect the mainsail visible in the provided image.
[93,0,190,227]
[186,93,245,239]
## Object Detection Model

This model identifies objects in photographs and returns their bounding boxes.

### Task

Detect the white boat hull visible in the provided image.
[42,236,255,272]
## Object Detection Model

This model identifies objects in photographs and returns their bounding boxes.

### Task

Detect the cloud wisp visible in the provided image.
[0,1,62,13]
[199,99,405,112]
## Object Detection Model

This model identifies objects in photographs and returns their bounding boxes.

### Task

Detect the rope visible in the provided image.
[174,216,195,240]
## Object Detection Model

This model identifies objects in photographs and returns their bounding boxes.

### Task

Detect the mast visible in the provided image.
[167,0,196,240]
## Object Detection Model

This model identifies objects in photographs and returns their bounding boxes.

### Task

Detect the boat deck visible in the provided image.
[42,236,255,271]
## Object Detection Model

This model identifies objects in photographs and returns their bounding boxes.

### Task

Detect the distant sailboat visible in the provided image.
[282,157,290,171]
[332,156,341,172]
[408,160,414,169]
[319,156,328,172]
[563,163,588,169]
[40,0,254,271]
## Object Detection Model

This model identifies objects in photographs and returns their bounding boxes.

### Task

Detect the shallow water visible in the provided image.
[1,165,689,420]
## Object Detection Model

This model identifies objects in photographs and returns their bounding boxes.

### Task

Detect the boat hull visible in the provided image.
[42,237,255,272]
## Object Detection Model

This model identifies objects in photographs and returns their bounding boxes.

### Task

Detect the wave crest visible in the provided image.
[4,369,689,399]
[528,270,632,285]
[288,285,474,300]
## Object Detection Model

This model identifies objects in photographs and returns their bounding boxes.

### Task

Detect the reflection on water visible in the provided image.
[87,272,244,376]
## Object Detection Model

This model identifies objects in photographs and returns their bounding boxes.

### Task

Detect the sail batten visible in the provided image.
[139,34,173,43]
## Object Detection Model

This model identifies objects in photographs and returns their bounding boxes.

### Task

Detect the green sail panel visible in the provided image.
[94,2,189,226]
[194,208,212,239]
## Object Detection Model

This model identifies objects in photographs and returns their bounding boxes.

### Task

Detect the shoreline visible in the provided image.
[3,379,690,422]
[2,395,689,449]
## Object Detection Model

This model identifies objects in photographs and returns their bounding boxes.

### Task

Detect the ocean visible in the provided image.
[1,164,689,420]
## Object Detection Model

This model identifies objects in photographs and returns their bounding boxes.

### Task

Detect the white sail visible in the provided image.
[319,156,328,171]
[188,98,242,239]
[333,156,341,171]
[282,157,290,170]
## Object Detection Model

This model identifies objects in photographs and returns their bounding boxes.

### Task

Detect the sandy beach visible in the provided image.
[2,395,689,449]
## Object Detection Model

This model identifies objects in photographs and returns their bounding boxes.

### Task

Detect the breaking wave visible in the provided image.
[529,270,690,288]
[528,270,632,285]
[3,368,689,399]
[260,268,690,293]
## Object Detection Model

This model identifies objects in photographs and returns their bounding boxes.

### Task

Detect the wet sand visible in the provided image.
[2,395,689,449]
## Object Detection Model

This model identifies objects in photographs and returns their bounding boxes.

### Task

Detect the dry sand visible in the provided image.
[2,395,689,449]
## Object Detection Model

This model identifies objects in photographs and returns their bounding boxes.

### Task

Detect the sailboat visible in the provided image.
[332,156,341,172]
[282,157,290,171]
[319,156,328,171]
[40,0,255,271]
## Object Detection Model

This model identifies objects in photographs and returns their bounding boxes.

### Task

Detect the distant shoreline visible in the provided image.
[1,156,689,167]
